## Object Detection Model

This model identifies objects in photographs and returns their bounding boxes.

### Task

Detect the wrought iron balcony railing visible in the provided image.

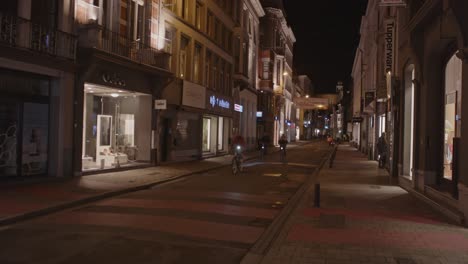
[0,13,77,60]
[78,25,171,70]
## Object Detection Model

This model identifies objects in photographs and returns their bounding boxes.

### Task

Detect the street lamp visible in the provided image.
[305,95,309,98]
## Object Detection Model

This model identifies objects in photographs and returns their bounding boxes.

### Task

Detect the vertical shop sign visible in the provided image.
[384,19,395,75]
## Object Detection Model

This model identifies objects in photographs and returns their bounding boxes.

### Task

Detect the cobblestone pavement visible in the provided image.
[260,144,468,264]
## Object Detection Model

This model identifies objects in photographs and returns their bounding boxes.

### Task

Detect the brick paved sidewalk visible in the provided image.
[0,141,308,225]
[260,144,468,264]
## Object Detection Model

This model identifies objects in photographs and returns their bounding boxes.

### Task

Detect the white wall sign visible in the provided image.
[209,95,230,109]
[154,99,167,109]
[234,104,243,112]
[256,111,263,117]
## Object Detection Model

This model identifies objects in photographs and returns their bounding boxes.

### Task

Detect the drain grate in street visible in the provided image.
[394,257,417,264]
[319,214,346,228]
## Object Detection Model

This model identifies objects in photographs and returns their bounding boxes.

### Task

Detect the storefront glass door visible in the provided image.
[443,54,462,180]
[202,117,211,152]
[22,103,49,176]
[0,101,49,177]
[218,117,223,151]
[0,102,19,177]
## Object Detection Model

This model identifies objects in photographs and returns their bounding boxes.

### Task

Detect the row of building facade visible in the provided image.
[0,0,311,180]
[351,0,468,223]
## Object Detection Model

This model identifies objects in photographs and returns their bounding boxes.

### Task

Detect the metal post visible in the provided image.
[314,183,320,207]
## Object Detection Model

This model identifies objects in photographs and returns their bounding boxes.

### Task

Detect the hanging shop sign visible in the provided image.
[379,0,406,6]
[154,99,167,110]
[234,104,243,113]
[384,19,396,75]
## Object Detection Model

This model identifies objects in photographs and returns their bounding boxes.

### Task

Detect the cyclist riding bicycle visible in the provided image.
[231,134,245,174]
[278,134,288,156]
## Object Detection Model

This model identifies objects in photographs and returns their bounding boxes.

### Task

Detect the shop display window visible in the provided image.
[443,55,462,180]
[82,84,151,171]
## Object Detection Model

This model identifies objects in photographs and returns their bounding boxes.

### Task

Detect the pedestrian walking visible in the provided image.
[377,132,387,168]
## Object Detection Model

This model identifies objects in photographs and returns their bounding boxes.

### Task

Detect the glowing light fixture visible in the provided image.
[111,93,119,98]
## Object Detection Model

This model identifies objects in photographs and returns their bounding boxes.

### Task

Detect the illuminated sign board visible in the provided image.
[256,111,263,117]
[205,90,233,115]
[234,104,243,112]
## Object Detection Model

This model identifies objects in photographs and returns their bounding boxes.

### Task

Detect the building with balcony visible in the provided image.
[155,0,240,161]
[257,0,295,146]
[73,0,173,174]
[233,0,264,151]
[0,0,77,179]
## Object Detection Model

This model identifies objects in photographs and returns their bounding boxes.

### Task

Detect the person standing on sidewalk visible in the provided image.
[377,132,388,168]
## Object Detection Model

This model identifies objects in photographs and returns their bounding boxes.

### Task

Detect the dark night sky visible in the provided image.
[283,1,368,93]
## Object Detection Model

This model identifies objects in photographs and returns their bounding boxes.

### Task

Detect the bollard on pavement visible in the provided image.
[314,183,320,208]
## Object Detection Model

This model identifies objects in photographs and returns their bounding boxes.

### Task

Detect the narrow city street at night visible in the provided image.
[2,0,468,263]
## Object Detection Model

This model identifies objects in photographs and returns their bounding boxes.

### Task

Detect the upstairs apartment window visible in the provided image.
[181,0,188,20]
[214,18,220,43]
[164,26,176,71]
[205,50,212,87]
[225,64,231,96]
[130,0,144,42]
[225,0,231,15]
[234,36,241,73]
[220,60,225,94]
[231,1,239,24]
[164,0,176,14]
[227,31,233,53]
[195,2,202,30]
[193,43,202,84]
[207,11,214,37]
[31,0,58,28]
[243,41,249,75]
[179,35,190,79]
[212,55,218,90]
[276,60,281,85]
[120,0,127,35]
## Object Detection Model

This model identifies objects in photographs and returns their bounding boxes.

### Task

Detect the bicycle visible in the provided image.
[232,145,243,175]
[279,145,286,163]
[259,143,266,161]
